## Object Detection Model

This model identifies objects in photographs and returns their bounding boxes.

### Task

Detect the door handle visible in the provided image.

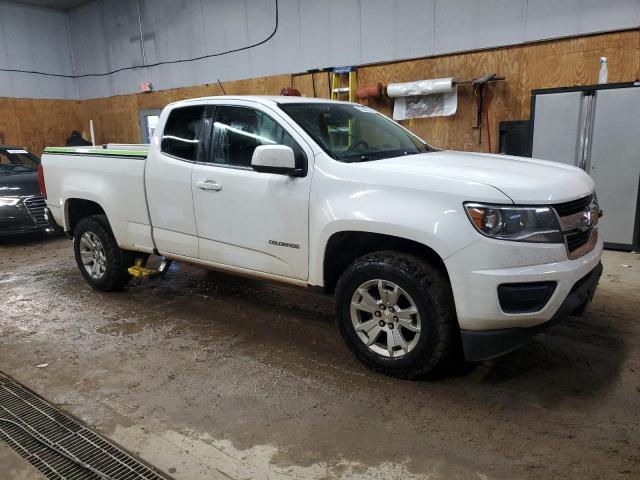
[196,180,222,191]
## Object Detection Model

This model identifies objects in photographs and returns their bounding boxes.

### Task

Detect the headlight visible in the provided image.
[0,197,20,207]
[464,203,563,243]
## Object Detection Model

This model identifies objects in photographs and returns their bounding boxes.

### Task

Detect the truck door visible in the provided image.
[191,103,312,280]
[145,105,205,258]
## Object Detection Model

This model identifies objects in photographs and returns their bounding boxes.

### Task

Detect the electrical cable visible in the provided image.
[0,0,278,80]
[483,83,492,152]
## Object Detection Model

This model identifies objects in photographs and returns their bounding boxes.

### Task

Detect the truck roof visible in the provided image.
[169,95,354,108]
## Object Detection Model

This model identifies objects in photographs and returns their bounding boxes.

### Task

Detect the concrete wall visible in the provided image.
[1,0,639,99]
[70,0,640,99]
[0,1,76,99]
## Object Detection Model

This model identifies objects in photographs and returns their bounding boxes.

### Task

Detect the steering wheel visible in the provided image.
[347,140,369,151]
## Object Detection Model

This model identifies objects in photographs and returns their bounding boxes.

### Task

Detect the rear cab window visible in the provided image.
[160,106,206,161]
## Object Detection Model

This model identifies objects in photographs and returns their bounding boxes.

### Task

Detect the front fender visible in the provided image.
[309,213,473,287]
[308,158,512,286]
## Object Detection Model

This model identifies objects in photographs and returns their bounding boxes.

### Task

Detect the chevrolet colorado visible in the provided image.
[40,96,603,378]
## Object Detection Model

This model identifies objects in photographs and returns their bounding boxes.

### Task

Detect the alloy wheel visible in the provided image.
[350,279,422,358]
[79,231,107,279]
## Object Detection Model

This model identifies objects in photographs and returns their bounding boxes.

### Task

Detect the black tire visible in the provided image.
[73,214,135,292]
[335,251,458,379]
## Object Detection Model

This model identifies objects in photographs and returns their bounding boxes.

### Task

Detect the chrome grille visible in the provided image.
[24,195,49,227]
[553,195,592,217]
[0,373,170,480]
[565,229,591,252]
[552,194,599,259]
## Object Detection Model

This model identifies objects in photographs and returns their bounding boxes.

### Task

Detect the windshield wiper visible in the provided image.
[384,149,430,159]
[342,155,372,163]
[341,151,394,163]
[342,150,423,163]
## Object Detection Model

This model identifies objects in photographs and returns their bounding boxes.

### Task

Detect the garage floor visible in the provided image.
[1,235,638,480]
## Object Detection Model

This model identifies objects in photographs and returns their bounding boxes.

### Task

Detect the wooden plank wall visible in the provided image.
[0,98,82,154]
[349,30,640,152]
[1,30,638,156]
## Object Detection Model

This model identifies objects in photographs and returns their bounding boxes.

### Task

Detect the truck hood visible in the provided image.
[360,150,594,204]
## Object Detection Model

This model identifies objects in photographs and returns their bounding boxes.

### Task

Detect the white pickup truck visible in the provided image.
[40,96,603,378]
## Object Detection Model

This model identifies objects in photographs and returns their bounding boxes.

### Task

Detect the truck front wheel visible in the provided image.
[73,214,135,292]
[335,251,458,379]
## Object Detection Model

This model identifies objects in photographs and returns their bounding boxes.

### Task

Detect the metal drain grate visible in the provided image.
[0,373,170,480]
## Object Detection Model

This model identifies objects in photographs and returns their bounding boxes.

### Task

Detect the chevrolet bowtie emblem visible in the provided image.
[579,198,601,231]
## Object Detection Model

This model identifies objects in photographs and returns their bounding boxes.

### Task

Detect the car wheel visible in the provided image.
[335,251,458,379]
[73,214,135,291]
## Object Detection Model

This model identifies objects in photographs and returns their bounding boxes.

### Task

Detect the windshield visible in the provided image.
[0,149,40,176]
[279,103,430,162]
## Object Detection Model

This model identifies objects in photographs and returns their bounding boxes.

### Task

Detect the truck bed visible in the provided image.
[42,146,154,253]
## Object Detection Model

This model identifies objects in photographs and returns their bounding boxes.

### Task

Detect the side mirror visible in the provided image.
[251,145,302,176]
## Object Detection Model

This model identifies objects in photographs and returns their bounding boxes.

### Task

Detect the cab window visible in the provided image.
[209,106,305,170]
[161,106,205,161]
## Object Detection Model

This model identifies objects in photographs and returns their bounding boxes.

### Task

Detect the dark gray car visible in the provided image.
[0,146,51,236]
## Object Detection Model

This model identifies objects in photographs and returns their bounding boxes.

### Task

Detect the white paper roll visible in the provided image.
[387,78,455,98]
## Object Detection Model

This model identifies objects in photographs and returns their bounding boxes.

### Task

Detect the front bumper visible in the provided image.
[444,230,603,361]
[460,262,602,361]
[445,231,603,330]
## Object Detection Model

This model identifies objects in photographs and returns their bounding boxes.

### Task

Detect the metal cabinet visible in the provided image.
[530,83,640,251]
[531,91,583,166]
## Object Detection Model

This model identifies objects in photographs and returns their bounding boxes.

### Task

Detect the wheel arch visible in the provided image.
[321,230,450,295]
[64,198,107,234]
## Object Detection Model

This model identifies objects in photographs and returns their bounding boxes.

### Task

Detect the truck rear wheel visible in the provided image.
[335,251,458,379]
[73,215,135,292]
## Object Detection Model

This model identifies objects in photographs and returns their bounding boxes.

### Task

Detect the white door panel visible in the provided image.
[145,152,198,258]
[144,104,206,258]
[191,103,313,280]
[193,165,309,279]
[152,227,198,258]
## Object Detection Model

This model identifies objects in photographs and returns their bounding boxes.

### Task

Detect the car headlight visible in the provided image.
[0,197,20,207]
[464,203,563,243]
